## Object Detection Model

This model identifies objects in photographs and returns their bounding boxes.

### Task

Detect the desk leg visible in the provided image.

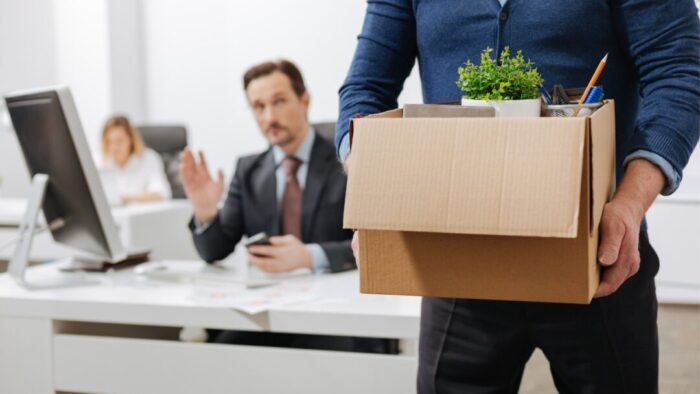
[0,316,54,393]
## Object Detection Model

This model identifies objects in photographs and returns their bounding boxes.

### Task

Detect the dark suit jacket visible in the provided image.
[189,133,355,273]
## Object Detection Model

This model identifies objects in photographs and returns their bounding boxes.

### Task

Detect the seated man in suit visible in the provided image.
[181,59,354,275]
[180,59,381,351]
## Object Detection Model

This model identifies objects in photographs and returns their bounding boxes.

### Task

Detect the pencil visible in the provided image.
[572,53,608,116]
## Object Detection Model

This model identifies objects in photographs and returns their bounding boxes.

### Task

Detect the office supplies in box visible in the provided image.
[344,101,616,304]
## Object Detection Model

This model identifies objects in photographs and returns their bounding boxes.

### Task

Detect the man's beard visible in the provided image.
[267,123,295,147]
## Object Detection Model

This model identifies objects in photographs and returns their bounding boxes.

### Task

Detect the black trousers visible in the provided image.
[418,233,660,394]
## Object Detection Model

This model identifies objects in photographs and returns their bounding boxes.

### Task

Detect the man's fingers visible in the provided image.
[249,254,271,271]
[268,235,295,246]
[180,147,194,164]
[619,230,641,278]
[594,259,629,298]
[248,245,277,257]
[598,213,626,266]
[196,151,213,181]
[179,166,197,192]
[198,150,210,172]
[216,169,225,187]
[248,253,271,266]
[182,148,212,187]
[179,148,196,178]
[595,233,640,298]
[179,164,193,184]
[268,236,284,245]
[248,254,281,273]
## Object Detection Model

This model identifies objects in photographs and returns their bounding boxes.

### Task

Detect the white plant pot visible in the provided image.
[461,98,541,118]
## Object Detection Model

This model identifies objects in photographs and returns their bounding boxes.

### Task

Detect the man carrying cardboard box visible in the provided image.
[336,1,699,393]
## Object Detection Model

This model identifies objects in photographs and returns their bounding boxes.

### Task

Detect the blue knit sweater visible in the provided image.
[336,0,700,195]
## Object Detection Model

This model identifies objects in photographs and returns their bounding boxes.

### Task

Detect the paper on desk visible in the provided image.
[188,281,320,315]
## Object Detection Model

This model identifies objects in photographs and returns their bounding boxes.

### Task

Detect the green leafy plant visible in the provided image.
[457,47,544,101]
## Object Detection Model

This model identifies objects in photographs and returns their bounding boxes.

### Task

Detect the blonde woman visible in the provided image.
[98,115,171,205]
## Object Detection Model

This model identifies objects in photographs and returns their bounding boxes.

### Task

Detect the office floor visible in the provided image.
[520,304,700,393]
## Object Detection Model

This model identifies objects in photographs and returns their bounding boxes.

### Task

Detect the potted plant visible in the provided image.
[457,47,544,117]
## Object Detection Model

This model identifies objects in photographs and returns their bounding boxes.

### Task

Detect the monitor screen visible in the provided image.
[5,87,126,261]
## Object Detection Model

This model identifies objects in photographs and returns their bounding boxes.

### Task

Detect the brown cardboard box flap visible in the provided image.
[344,116,588,238]
[588,101,616,235]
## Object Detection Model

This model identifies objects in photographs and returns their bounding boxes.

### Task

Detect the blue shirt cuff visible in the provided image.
[623,150,680,196]
[193,218,213,235]
[338,133,351,162]
[307,243,331,273]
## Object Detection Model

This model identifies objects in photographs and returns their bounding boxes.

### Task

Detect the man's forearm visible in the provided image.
[614,159,666,219]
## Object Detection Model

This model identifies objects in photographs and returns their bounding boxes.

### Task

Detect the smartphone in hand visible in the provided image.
[245,232,271,247]
[245,232,271,257]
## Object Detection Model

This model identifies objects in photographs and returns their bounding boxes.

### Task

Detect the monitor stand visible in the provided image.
[8,174,98,289]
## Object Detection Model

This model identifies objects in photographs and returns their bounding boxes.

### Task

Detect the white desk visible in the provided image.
[0,262,421,394]
[0,198,199,261]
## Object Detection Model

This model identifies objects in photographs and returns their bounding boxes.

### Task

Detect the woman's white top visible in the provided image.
[98,148,172,205]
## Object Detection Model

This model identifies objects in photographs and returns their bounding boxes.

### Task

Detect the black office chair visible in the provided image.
[137,125,188,199]
[311,122,336,142]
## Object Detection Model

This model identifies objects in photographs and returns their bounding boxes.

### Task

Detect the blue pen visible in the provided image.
[539,86,553,105]
[583,86,604,104]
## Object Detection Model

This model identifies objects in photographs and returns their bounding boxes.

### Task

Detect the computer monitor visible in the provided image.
[4,86,127,287]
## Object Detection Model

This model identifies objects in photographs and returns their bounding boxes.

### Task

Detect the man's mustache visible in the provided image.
[266,123,288,134]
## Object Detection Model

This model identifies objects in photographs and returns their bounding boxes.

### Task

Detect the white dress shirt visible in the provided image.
[98,148,172,205]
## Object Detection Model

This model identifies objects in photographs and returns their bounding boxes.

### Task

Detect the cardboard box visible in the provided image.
[344,101,616,304]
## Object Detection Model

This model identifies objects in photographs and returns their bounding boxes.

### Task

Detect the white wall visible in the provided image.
[107,0,148,123]
[685,148,700,190]
[0,0,58,197]
[0,0,58,92]
[52,0,113,154]
[0,0,115,197]
[142,0,422,179]
[0,0,145,196]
